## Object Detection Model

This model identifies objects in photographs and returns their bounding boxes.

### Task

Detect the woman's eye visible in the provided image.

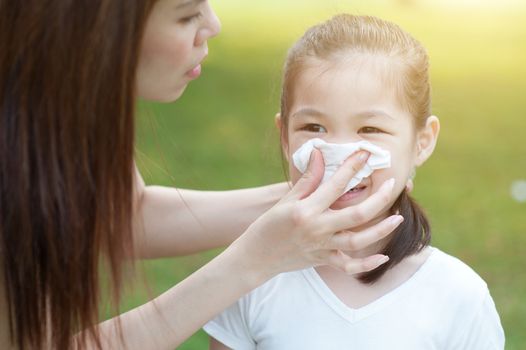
[359,126,383,134]
[300,124,327,133]
[179,12,203,24]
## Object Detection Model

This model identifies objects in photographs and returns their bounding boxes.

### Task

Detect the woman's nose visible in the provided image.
[195,6,222,46]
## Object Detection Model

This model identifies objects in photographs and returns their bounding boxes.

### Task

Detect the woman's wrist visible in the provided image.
[265,182,290,202]
[221,233,277,288]
[246,182,289,220]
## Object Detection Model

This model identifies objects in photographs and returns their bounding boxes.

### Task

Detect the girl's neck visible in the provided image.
[315,247,433,309]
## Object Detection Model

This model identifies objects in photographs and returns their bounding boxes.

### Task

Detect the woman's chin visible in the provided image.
[138,83,188,103]
[164,85,188,102]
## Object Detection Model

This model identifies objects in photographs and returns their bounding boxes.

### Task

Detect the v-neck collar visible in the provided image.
[301,247,438,324]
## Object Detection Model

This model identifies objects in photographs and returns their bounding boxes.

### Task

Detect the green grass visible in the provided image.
[128,1,526,348]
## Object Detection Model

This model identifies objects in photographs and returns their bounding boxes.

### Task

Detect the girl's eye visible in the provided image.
[359,126,383,134]
[300,124,327,133]
[179,12,203,24]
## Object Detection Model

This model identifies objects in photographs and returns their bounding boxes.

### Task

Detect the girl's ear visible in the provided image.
[275,112,290,160]
[415,115,440,166]
[274,112,282,130]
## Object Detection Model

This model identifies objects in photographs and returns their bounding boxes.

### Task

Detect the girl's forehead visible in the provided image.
[289,56,413,124]
[294,58,400,101]
[293,55,404,92]
[301,54,401,84]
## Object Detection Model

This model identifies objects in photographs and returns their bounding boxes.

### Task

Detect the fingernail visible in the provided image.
[390,215,404,226]
[360,255,390,273]
[307,148,320,168]
[359,151,370,162]
[376,255,390,266]
[308,149,316,162]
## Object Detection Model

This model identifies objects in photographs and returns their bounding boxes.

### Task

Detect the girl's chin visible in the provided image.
[330,185,369,210]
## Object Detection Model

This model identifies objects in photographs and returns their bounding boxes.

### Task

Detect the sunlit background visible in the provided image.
[131,1,526,348]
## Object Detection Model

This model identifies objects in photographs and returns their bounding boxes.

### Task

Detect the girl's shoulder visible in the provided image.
[422,248,504,347]
[245,269,308,302]
[428,247,487,282]
[421,247,490,301]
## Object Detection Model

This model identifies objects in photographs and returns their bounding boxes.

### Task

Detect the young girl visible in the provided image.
[204,14,505,349]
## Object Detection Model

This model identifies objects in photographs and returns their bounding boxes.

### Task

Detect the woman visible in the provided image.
[0,1,403,349]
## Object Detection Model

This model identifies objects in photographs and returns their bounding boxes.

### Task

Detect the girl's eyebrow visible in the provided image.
[176,0,206,10]
[291,108,394,120]
[291,108,326,119]
[354,109,395,120]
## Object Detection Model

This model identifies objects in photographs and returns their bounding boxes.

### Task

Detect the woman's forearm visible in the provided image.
[133,182,289,259]
[88,240,269,350]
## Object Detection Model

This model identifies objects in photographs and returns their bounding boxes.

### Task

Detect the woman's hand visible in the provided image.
[233,149,402,281]
[90,150,402,350]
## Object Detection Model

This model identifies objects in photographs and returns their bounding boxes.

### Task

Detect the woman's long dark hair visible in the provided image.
[0,1,156,348]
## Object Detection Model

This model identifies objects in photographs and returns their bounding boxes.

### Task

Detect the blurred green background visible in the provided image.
[129,0,526,348]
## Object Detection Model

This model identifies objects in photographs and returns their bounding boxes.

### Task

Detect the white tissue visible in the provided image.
[292,138,391,192]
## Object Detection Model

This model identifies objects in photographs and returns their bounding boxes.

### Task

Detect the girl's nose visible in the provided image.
[328,136,361,144]
[195,6,222,46]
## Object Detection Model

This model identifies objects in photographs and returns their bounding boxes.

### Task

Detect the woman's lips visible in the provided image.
[186,53,208,79]
[186,64,202,79]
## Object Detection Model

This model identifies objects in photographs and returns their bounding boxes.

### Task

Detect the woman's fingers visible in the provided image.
[326,215,404,251]
[326,178,395,232]
[284,149,325,201]
[253,151,401,275]
[304,151,370,212]
[326,250,390,274]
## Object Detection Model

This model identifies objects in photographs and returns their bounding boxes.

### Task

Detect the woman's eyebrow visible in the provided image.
[176,0,206,10]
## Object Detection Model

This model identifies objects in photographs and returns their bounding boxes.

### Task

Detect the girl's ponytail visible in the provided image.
[358,189,431,284]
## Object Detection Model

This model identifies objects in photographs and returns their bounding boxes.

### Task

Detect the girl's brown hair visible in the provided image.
[0,1,156,348]
[280,14,431,283]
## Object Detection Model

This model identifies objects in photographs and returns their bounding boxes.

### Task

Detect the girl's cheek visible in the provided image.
[288,157,303,184]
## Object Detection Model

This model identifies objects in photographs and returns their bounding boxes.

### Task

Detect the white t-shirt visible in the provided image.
[204,247,504,349]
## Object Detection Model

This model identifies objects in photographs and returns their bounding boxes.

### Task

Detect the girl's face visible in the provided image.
[281,57,438,217]
[137,0,221,102]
